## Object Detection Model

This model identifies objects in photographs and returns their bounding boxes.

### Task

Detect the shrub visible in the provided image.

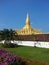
[1,43,18,48]
[0,48,48,65]
[0,48,27,65]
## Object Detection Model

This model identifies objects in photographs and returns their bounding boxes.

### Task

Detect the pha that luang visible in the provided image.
[15,13,42,35]
[14,13,49,48]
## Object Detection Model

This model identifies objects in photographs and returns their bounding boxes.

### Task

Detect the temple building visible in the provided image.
[15,13,42,35]
[0,13,49,48]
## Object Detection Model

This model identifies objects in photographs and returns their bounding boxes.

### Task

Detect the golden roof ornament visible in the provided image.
[26,13,30,25]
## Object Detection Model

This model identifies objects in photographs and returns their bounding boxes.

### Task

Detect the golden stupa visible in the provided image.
[15,13,42,35]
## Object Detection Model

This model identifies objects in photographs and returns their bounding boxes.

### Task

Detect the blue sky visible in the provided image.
[0,0,49,32]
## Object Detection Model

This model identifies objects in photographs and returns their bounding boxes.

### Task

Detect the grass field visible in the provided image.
[2,46,49,64]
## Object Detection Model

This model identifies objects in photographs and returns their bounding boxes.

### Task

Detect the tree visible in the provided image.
[0,29,18,41]
[9,29,15,40]
[0,30,3,41]
[3,29,10,40]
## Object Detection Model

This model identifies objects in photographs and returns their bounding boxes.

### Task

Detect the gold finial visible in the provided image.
[27,13,29,19]
[26,13,30,25]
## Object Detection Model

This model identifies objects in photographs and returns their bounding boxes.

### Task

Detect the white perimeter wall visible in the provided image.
[14,41,49,48]
[0,40,49,48]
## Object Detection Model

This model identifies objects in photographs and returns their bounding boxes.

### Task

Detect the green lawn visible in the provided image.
[3,46,49,64]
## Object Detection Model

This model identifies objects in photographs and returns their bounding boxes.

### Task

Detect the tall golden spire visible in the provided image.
[26,13,30,25]
[15,13,42,35]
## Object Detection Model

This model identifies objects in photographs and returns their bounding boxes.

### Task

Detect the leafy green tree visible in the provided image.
[2,29,10,40]
[0,30,3,41]
[9,29,15,40]
[0,29,18,41]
